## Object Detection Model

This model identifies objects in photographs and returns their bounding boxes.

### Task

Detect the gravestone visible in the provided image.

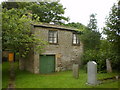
[106,59,112,73]
[72,64,79,79]
[87,61,97,85]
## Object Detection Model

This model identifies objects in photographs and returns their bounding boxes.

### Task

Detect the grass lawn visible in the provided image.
[2,61,10,88]
[2,62,119,88]
[2,61,19,88]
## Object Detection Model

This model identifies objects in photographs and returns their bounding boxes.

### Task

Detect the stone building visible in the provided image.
[19,23,83,74]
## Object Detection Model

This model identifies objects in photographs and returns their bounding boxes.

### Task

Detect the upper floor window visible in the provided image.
[72,33,80,45]
[48,30,58,44]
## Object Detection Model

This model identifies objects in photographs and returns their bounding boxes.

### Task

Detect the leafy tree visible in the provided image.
[103,2,120,71]
[2,2,69,25]
[30,2,69,24]
[2,2,19,9]
[2,8,47,57]
[81,30,101,50]
[81,14,102,71]
[83,14,101,50]
[64,22,86,30]
[104,3,120,55]
[82,14,101,50]
[87,14,98,31]
[2,1,69,58]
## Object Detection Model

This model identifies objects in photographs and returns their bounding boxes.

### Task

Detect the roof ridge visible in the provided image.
[32,23,79,31]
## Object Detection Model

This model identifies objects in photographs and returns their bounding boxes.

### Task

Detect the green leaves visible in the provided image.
[103,3,120,71]
[2,1,69,58]
[87,13,98,31]
[80,13,103,72]
[2,8,47,58]
[81,13,101,50]
[3,2,69,25]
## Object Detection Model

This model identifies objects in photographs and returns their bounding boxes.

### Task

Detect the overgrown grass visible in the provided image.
[2,61,19,88]
[2,62,119,88]
[2,61,10,88]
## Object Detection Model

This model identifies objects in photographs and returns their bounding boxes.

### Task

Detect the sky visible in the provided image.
[59,0,118,32]
[0,0,118,32]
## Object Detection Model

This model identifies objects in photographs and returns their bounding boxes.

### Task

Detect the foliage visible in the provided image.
[2,2,69,25]
[81,14,101,50]
[2,8,47,57]
[87,13,98,31]
[2,1,68,57]
[81,30,101,50]
[103,4,120,52]
[82,4,120,72]
[80,14,101,71]
[64,22,87,30]
[81,3,120,72]
[97,40,114,72]
[83,2,120,72]
[103,2,120,71]
[2,2,32,9]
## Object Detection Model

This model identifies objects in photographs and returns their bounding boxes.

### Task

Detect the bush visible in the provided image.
[82,49,107,73]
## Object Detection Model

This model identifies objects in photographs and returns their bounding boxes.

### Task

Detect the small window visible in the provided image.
[72,33,80,45]
[48,30,58,44]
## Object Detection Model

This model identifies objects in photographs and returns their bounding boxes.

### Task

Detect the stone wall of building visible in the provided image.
[19,50,34,73]
[33,27,83,73]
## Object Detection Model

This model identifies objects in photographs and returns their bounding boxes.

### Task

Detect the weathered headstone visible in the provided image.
[72,64,79,79]
[87,61,97,85]
[106,59,112,73]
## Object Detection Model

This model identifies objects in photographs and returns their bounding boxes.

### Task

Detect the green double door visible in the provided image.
[40,55,55,74]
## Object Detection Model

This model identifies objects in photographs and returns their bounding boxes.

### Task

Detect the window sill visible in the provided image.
[49,43,59,45]
[72,44,80,46]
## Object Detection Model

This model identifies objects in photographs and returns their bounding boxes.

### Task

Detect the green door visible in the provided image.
[40,55,55,74]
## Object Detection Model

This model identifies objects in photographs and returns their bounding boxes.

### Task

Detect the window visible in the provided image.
[48,30,58,44]
[72,33,80,45]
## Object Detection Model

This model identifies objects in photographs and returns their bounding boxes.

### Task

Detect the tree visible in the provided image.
[87,14,98,31]
[81,30,101,50]
[81,13,102,71]
[2,1,69,58]
[2,8,47,57]
[65,21,101,50]
[64,22,86,30]
[104,3,120,55]
[103,2,120,71]
[2,2,69,25]
[82,13,101,50]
